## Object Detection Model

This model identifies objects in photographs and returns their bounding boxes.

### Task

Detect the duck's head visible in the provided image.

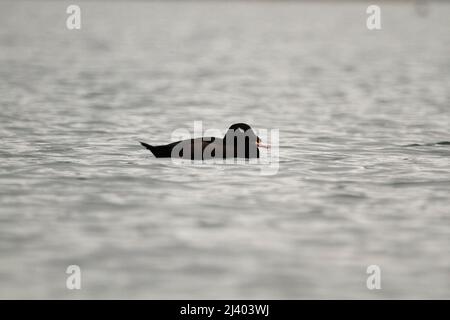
[224,123,270,149]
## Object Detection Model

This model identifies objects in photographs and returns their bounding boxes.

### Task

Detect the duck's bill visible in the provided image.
[256,142,271,149]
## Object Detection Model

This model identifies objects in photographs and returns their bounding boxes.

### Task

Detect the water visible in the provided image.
[0,1,449,299]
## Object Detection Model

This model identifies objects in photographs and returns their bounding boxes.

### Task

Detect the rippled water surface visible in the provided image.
[0,1,449,298]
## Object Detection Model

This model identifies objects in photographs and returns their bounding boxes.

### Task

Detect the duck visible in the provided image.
[140,123,269,160]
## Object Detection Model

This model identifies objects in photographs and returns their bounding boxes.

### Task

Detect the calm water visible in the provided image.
[0,1,449,299]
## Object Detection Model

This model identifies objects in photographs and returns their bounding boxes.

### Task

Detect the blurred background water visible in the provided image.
[0,1,449,299]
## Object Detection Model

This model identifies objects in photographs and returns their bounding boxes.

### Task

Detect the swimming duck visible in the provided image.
[140,123,269,159]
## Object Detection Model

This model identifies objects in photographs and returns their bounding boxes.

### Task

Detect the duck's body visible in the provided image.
[140,123,267,160]
[140,137,259,159]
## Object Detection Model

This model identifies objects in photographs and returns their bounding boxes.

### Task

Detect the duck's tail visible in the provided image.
[140,141,156,154]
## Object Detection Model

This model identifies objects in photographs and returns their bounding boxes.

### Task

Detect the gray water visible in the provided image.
[0,1,449,299]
